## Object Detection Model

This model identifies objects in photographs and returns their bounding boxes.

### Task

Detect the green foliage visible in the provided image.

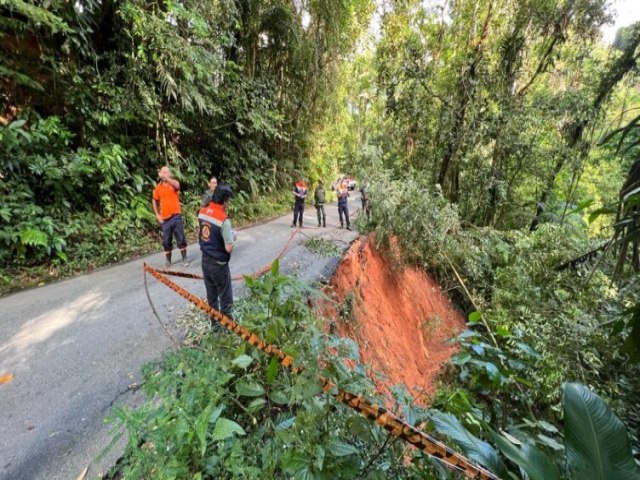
[366,170,640,476]
[1,0,373,280]
[563,382,639,480]
[426,410,507,476]
[430,383,639,480]
[303,238,342,257]
[110,267,440,479]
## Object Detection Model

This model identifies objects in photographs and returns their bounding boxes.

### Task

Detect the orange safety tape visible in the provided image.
[157,229,300,282]
[143,263,501,480]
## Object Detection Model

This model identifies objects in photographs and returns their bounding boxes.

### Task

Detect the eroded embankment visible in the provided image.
[321,236,465,405]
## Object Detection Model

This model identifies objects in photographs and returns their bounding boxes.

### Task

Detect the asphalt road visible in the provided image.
[0,197,360,480]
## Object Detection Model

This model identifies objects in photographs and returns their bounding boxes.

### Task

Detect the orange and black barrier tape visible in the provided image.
[156,229,299,282]
[143,263,501,480]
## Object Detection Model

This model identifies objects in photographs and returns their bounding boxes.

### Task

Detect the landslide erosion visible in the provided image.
[322,236,465,405]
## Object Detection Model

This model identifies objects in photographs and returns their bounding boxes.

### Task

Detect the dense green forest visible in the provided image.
[1,0,371,286]
[2,0,640,478]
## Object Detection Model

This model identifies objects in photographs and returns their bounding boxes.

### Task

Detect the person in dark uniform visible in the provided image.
[337,181,351,230]
[360,183,371,221]
[314,180,327,227]
[198,184,235,320]
[152,165,189,267]
[291,179,308,228]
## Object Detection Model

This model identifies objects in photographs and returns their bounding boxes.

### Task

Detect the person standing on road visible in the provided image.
[337,181,351,230]
[152,165,189,267]
[291,179,307,228]
[198,184,236,320]
[200,176,218,208]
[360,183,371,221]
[314,180,327,227]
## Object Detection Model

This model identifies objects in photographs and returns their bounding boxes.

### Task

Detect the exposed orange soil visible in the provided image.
[321,237,465,406]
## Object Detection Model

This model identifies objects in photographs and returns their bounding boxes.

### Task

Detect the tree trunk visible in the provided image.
[530,23,640,231]
[437,0,493,198]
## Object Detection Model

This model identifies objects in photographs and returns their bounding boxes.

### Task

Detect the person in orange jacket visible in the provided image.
[198,184,235,320]
[152,165,189,267]
[291,179,308,228]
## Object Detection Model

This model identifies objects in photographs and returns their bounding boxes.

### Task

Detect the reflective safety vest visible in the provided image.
[198,203,231,262]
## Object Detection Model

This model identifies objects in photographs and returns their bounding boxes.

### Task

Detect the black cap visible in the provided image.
[213,184,233,204]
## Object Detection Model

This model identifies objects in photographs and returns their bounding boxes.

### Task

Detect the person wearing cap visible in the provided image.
[198,184,236,320]
[200,176,218,208]
[291,179,308,228]
[152,165,189,267]
[337,180,351,230]
[314,180,327,227]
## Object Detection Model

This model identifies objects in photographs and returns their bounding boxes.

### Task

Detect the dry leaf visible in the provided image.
[0,373,13,385]
[76,465,89,480]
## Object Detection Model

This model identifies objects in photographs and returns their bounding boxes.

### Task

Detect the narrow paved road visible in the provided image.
[0,198,360,480]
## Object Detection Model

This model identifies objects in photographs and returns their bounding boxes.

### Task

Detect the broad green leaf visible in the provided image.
[537,420,559,434]
[196,403,213,457]
[451,352,471,365]
[9,119,27,130]
[270,390,289,405]
[537,434,564,452]
[275,416,295,431]
[247,398,266,412]
[271,258,280,276]
[211,417,245,441]
[209,405,223,424]
[491,432,561,480]
[563,382,640,480]
[588,207,617,224]
[428,410,506,476]
[328,440,359,457]
[235,381,265,397]
[267,355,279,384]
[468,311,482,323]
[314,445,325,471]
[496,325,510,337]
[231,354,253,369]
[280,450,309,471]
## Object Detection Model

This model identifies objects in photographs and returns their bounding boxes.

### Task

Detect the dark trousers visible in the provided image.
[162,214,187,253]
[362,199,371,220]
[316,204,326,225]
[293,203,304,226]
[202,253,233,319]
[338,203,350,227]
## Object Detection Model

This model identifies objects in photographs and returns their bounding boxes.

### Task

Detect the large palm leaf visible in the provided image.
[563,382,640,480]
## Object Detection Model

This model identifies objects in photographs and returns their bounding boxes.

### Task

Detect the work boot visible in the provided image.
[181,251,190,267]
[291,223,296,228]
[300,222,303,229]
[323,219,326,227]
[346,225,352,231]
[165,252,172,268]
[318,221,321,227]
[340,222,344,229]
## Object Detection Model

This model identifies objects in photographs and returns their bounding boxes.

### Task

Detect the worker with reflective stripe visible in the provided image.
[152,165,189,267]
[198,184,235,320]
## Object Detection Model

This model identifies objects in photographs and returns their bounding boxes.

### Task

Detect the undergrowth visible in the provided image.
[363,169,640,476]
[107,262,449,479]
[0,189,292,296]
[303,238,343,257]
